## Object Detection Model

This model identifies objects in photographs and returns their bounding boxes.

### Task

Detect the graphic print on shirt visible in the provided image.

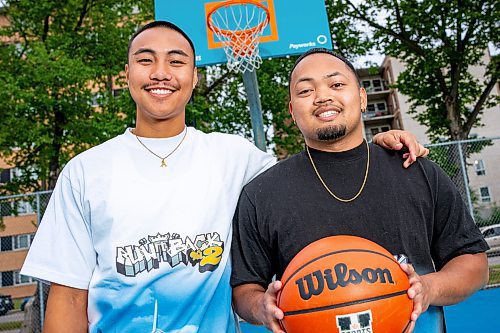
[116,231,224,276]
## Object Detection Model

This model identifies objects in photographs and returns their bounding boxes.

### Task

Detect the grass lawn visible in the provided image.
[12,298,23,310]
[0,321,22,331]
[489,264,500,285]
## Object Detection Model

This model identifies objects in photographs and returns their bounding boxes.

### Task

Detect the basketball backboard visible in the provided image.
[154,0,332,67]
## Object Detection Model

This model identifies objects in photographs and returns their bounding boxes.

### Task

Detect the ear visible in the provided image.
[289,101,296,122]
[125,63,129,82]
[359,87,367,111]
[192,67,198,89]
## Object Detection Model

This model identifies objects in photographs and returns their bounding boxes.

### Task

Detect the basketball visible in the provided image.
[277,235,412,333]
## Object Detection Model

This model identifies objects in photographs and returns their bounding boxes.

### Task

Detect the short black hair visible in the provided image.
[127,21,196,64]
[288,48,360,92]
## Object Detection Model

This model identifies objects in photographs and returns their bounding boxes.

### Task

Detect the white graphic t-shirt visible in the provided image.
[21,127,275,333]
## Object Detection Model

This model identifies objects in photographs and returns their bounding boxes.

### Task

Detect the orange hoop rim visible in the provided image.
[206,0,270,39]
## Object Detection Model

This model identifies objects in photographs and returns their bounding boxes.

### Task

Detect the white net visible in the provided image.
[207,1,269,73]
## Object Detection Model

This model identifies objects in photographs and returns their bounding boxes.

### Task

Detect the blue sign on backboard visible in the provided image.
[154,0,332,67]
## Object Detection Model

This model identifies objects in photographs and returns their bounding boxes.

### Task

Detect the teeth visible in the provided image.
[150,89,172,95]
[318,110,338,118]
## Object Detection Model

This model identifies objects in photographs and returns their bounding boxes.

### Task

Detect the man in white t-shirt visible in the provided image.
[21,21,427,332]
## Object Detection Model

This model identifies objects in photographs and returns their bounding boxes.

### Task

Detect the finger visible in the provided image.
[400,263,413,274]
[401,137,418,162]
[411,302,422,321]
[273,306,284,320]
[383,133,404,150]
[403,157,413,169]
[267,281,282,295]
[267,318,286,333]
[405,320,415,333]
[407,281,423,299]
[373,132,404,150]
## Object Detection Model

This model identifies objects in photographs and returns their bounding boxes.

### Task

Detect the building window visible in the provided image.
[474,159,486,176]
[372,79,382,91]
[362,78,385,92]
[15,200,34,215]
[366,126,391,142]
[14,271,34,285]
[376,103,386,111]
[365,102,388,118]
[1,236,13,252]
[1,271,14,287]
[479,187,491,203]
[14,234,34,250]
[0,168,10,184]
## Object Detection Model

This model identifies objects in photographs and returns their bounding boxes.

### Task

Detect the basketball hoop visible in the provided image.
[207,0,270,73]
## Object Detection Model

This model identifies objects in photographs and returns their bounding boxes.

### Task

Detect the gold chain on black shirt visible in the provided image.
[306,139,370,203]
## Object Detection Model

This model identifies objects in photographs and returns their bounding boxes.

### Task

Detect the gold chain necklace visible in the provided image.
[133,128,188,168]
[306,139,370,203]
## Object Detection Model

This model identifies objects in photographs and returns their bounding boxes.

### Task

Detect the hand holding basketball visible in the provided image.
[257,281,286,333]
[401,263,432,333]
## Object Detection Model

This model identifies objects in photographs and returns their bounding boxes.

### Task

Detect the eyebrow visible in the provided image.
[132,48,190,58]
[324,71,349,80]
[294,71,349,88]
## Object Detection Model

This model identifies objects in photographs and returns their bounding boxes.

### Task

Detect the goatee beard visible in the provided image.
[317,125,346,141]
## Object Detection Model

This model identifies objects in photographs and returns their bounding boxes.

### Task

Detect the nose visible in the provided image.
[150,63,172,81]
[314,85,334,105]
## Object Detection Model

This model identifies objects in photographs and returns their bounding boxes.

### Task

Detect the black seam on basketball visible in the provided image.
[282,290,408,316]
[281,249,399,289]
[402,319,411,333]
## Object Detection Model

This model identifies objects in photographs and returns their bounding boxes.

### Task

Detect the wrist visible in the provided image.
[251,292,267,325]
[421,273,439,305]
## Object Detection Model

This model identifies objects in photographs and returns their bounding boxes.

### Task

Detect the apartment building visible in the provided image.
[0,165,38,300]
[357,53,500,216]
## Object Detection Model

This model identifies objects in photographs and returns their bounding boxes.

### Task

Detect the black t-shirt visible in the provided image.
[231,142,488,288]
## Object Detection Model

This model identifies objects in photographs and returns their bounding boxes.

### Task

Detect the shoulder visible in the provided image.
[61,134,124,178]
[243,152,304,192]
[195,129,256,150]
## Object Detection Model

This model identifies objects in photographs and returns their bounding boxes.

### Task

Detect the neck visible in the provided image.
[133,118,186,138]
[306,133,364,153]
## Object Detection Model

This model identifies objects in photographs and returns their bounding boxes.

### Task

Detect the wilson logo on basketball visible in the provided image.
[295,262,395,300]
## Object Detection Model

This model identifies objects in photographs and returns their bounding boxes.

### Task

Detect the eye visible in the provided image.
[137,58,152,64]
[331,82,344,89]
[298,88,312,95]
[170,59,187,66]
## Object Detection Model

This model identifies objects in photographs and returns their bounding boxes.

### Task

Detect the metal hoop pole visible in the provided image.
[242,69,266,151]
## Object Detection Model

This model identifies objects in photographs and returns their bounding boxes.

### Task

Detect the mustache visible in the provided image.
[142,83,179,90]
[314,103,342,114]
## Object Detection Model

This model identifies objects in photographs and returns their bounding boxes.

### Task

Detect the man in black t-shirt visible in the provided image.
[230,48,489,333]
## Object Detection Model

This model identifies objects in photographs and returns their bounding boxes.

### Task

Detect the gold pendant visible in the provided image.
[160,159,167,167]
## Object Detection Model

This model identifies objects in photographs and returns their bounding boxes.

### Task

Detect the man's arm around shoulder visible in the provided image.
[43,283,88,333]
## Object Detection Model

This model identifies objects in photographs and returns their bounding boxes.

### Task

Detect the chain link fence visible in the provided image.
[0,138,499,331]
[0,191,51,333]
[425,136,500,288]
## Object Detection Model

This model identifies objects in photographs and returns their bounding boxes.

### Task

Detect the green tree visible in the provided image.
[327,0,499,142]
[0,0,154,194]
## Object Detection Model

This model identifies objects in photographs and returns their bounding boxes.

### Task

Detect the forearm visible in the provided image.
[232,284,266,325]
[43,283,88,333]
[424,253,489,306]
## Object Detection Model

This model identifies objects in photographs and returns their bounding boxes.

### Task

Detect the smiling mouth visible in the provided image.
[315,105,342,121]
[317,110,339,119]
[144,86,176,97]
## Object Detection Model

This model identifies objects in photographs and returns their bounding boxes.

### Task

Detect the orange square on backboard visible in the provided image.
[205,0,279,50]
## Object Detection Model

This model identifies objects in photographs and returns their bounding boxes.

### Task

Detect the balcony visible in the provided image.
[362,111,394,127]
[365,87,390,101]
